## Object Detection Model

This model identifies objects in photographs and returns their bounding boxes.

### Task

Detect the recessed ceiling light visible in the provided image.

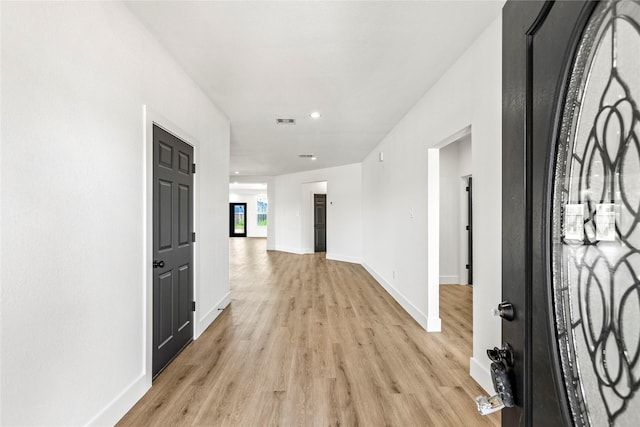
[309,111,321,119]
[234,171,240,174]
[311,156,317,161]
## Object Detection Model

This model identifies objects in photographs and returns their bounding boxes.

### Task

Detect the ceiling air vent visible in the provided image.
[298,154,315,158]
[276,118,296,125]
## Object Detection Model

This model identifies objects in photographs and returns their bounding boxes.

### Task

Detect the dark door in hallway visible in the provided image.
[229,203,247,237]
[314,194,326,252]
[466,176,473,285]
[153,125,194,378]
[503,0,640,425]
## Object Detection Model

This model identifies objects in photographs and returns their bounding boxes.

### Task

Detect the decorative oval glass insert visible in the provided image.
[553,1,640,426]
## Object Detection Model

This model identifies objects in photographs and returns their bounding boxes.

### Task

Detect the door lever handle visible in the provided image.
[153,260,165,269]
[487,343,514,367]
[484,342,516,409]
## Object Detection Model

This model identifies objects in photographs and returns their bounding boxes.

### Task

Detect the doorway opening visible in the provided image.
[228,182,269,240]
[427,125,473,340]
[438,131,472,286]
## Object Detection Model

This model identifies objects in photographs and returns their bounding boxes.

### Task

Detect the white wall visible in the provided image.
[229,190,268,238]
[1,2,230,425]
[274,164,362,263]
[361,16,502,394]
[439,140,461,284]
[439,135,471,284]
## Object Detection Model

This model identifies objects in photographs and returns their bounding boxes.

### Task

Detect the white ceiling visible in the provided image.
[126,1,504,178]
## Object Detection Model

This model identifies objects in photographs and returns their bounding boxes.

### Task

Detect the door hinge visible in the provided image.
[466,225,470,230]
[192,301,196,311]
[192,163,196,174]
[192,232,196,242]
[466,186,470,191]
[466,264,470,269]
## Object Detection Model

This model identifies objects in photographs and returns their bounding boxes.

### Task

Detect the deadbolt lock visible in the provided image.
[493,301,515,321]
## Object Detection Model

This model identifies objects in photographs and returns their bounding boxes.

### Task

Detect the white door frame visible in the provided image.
[426,125,472,331]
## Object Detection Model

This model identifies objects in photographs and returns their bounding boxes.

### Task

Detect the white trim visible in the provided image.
[434,124,472,149]
[195,291,231,338]
[439,275,460,284]
[326,253,363,264]
[470,356,494,395]
[86,374,149,427]
[362,263,440,332]
[426,316,442,332]
[427,148,440,331]
[274,245,306,255]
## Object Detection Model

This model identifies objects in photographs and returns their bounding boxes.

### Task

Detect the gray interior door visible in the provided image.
[314,194,326,252]
[503,1,640,425]
[153,124,194,378]
[466,176,473,285]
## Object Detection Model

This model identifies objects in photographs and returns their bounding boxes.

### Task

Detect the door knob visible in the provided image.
[153,260,165,268]
[492,301,515,321]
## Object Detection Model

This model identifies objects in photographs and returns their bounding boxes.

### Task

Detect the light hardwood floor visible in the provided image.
[118,238,500,426]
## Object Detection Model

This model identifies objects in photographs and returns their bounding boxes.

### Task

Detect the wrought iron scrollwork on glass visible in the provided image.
[553,0,640,426]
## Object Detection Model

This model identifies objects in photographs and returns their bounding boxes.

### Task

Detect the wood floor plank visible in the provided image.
[117,238,500,426]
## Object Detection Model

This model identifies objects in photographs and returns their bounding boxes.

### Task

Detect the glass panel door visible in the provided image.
[234,205,245,233]
[552,1,640,425]
[229,203,247,237]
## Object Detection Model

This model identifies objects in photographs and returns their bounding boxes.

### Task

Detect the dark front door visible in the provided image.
[229,203,247,237]
[314,194,326,252]
[503,1,640,425]
[153,125,194,378]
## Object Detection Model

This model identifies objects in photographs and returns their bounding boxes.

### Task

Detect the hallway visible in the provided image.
[118,238,499,426]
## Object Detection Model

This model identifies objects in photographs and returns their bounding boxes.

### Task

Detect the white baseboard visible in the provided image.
[274,245,305,255]
[86,373,150,427]
[362,263,439,331]
[326,253,363,264]
[196,291,231,338]
[470,356,494,395]
[89,290,232,426]
[439,275,460,284]
[426,316,442,331]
